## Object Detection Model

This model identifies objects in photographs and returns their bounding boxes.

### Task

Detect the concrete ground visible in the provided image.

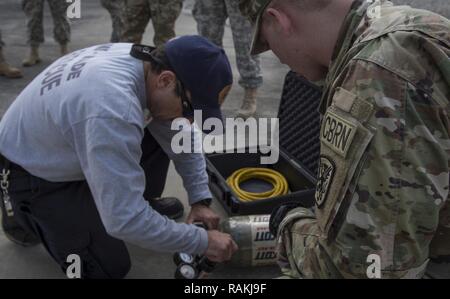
[0,0,286,279]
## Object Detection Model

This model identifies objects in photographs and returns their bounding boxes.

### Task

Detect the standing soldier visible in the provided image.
[0,30,23,79]
[22,0,71,67]
[193,0,263,119]
[101,0,127,43]
[121,0,183,47]
[241,0,450,279]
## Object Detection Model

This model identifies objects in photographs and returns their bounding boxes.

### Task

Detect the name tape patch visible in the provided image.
[321,111,357,157]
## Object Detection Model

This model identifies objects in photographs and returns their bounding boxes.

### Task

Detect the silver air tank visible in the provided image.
[220,215,277,267]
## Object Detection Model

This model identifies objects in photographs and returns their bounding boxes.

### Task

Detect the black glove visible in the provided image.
[269,202,302,236]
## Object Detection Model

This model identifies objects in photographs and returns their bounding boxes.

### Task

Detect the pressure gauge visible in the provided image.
[175,263,198,279]
[173,252,195,266]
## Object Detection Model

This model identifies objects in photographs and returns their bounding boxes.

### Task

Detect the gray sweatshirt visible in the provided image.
[0,43,210,254]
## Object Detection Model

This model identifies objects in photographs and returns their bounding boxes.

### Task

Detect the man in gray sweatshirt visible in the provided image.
[0,35,237,278]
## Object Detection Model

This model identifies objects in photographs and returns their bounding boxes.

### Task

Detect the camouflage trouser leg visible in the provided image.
[22,0,45,47]
[47,0,71,45]
[122,0,151,44]
[225,0,262,89]
[192,0,227,47]
[22,0,70,46]
[101,0,126,43]
[193,0,262,89]
[148,0,183,47]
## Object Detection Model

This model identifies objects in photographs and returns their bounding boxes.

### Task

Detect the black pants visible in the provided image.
[1,129,170,279]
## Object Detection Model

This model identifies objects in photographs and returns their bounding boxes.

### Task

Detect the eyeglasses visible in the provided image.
[175,79,194,118]
[145,47,194,118]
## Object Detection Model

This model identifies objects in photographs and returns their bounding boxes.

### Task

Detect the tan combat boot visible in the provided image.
[60,44,68,56]
[237,88,258,119]
[23,46,41,67]
[0,48,23,78]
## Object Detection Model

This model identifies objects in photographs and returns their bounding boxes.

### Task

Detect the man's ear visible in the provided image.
[157,70,177,89]
[265,7,293,35]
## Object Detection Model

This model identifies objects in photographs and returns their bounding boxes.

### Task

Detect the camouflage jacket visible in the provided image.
[278,0,450,279]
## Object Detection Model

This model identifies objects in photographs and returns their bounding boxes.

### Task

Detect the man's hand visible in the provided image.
[187,203,220,229]
[205,230,238,263]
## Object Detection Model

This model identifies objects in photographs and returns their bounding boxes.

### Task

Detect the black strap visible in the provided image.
[130,44,177,73]
[194,198,212,207]
[130,44,157,62]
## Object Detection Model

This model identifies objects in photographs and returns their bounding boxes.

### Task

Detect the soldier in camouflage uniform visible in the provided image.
[22,0,71,67]
[101,0,126,43]
[121,0,183,47]
[241,0,450,278]
[193,0,263,118]
[0,30,23,78]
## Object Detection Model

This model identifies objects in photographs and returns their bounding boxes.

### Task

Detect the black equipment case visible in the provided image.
[206,72,322,216]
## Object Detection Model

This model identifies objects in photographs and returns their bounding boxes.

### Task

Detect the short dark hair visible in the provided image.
[148,46,185,98]
[148,46,172,74]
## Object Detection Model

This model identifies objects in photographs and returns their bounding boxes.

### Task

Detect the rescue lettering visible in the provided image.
[39,44,114,96]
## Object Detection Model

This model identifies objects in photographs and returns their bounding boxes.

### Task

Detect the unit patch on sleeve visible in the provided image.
[315,156,336,208]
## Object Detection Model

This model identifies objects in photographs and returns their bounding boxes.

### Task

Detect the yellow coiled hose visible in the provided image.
[226,168,289,202]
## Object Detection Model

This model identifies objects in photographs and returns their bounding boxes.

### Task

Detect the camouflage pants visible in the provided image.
[22,0,71,47]
[121,0,183,47]
[193,0,263,89]
[101,0,126,43]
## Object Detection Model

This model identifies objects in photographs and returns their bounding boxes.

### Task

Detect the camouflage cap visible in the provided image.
[239,0,273,55]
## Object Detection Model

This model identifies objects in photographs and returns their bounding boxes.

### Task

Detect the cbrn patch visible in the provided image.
[321,110,357,158]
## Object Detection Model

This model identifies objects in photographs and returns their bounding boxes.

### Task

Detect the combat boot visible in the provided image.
[22,46,41,67]
[146,197,184,220]
[60,43,68,56]
[237,88,258,119]
[1,194,41,247]
[0,49,22,78]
